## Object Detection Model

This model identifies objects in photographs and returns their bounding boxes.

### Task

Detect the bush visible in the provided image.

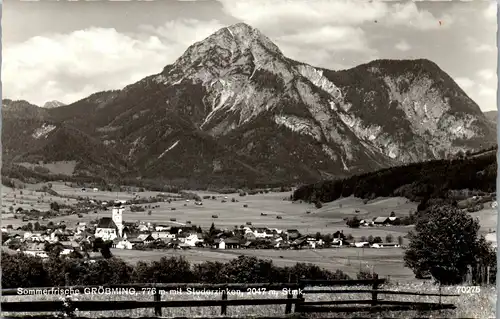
[346,216,361,228]
[2,255,352,288]
[404,204,495,285]
[315,201,323,209]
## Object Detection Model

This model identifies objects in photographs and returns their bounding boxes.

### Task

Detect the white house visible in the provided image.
[155,225,171,232]
[354,242,370,248]
[116,239,133,250]
[253,228,274,239]
[184,234,203,247]
[218,238,226,250]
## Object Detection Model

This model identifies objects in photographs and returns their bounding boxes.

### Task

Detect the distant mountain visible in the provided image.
[43,100,66,109]
[484,110,497,125]
[2,23,497,186]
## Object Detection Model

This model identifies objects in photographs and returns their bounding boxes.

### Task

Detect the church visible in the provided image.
[94,203,125,241]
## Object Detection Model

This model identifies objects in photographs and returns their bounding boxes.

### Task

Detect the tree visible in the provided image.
[390,211,396,217]
[360,236,367,242]
[34,222,41,231]
[346,216,361,228]
[367,235,374,243]
[50,202,60,212]
[315,201,323,209]
[397,236,404,246]
[404,204,493,285]
[373,236,383,244]
[27,222,33,231]
[315,232,322,241]
[8,206,13,213]
[385,234,393,243]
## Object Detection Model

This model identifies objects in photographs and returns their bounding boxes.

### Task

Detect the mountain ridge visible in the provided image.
[2,23,496,187]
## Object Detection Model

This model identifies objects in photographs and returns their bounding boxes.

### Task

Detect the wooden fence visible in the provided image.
[1,279,459,318]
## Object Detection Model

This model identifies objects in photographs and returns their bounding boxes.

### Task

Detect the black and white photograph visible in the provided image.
[0,0,498,318]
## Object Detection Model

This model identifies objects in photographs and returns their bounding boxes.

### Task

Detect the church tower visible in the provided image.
[112,204,124,237]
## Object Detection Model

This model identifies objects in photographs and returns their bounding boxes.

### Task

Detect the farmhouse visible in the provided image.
[136,234,155,244]
[373,217,390,225]
[216,237,241,249]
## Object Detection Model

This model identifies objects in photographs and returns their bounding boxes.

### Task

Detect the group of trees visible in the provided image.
[1,254,351,288]
[292,151,496,204]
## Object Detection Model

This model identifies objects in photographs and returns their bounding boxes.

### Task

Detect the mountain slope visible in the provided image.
[484,110,497,126]
[3,23,496,186]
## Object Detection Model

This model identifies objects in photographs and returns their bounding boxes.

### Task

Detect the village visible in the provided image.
[1,199,405,260]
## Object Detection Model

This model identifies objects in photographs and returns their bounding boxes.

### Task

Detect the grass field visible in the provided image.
[111,247,414,282]
[1,282,495,318]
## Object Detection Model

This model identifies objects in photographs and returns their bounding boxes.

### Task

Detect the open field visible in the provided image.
[3,181,496,242]
[111,247,414,282]
[1,283,495,318]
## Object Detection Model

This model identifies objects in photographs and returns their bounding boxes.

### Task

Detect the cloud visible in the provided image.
[484,2,497,21]
[385,2,453,30]
[218,0,447,30]
[3,20,224,105]
[477,69,495,81]
[395,40,411,52]
[455,77,475,90]
[465,37,496,53]
[478,84,496,97]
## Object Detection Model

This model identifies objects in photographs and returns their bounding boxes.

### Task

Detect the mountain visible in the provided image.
[484,110,497,125]
[43,100,66,109]
[2,23,497,187]
[2,99,129,178]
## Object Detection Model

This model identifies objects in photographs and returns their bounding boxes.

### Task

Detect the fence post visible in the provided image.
[294,281,305,313]
[285,290,293,314]
[371,277,379,308]
[221,290,228,315]
[154,289,162,317]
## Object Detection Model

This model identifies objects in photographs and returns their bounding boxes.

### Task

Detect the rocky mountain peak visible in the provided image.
[160,23,285,85]
[43,100,66,108]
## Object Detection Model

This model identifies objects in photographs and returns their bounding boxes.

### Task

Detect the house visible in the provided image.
[155,225,171,232]
[216,237,241,249]
[254,228,274,239]
[387,217,401,225]
[115,239,133,250]
[354,242,370,248]
[184,233,204,247]
[373,217,390,225]
[151,232,176,240]
[332,238,344,246]
[224,237,241,249]
[286,229,300,240]
[137,234,155,244]
[244,232,257,241]
[94,217,119,241]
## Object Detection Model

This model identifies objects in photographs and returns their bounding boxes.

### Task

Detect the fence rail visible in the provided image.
[1,278,459,318]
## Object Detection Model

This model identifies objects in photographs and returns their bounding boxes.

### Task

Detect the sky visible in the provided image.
[2,0,498,111]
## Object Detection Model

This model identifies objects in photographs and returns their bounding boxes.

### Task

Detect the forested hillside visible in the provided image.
[292,147,497,203]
